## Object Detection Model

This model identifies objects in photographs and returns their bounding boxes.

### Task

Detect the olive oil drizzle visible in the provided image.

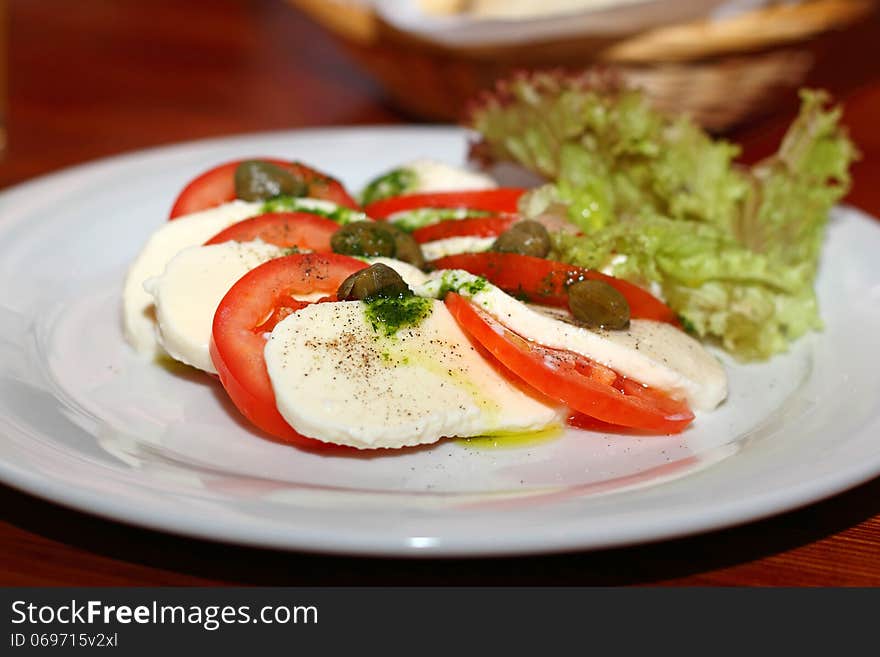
[456,426,564,450]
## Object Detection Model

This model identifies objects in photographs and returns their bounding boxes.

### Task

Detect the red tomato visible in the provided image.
[411,215,518,243]
[210,253,367,446]
[445,293,694,433]
[567,412,657,435]
[169,158,358,219]
[283,161,359,209]
[431,252,680,327]
[204,212,340,252]
[363,189,525,220]
[169,158,284,219]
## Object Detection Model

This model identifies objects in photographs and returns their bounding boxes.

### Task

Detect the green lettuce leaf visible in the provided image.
[466,72,856,361]
[552,216,818,360]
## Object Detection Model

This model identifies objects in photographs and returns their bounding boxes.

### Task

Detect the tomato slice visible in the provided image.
[445,293,694,433]
[431,252,680,326]
[282,161,359,210]
[204,211,340,252]
[169,158,358,219]
[411,214,518,243]
[169,158,285,219]
[363,189,525,220]
[210,253,367,446]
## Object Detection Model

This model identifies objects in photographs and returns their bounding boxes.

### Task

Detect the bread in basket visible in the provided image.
[288,0,875,131]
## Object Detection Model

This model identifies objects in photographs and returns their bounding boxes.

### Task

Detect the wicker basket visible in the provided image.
[288,0,874,131]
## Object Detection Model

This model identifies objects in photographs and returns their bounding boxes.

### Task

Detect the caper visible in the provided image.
[331,222,396,258]
[568,279,630,330]
[383,223,426,269]
[337,263,413,301]
[491,220,551,258]
[234,160,307,201]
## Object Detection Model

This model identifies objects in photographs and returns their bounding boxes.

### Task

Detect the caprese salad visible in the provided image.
[123,157,727,450]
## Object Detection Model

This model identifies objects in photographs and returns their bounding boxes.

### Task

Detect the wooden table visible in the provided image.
[2,0,879,586]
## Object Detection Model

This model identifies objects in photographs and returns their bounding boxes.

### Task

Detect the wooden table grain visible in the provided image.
[2,0,879,586]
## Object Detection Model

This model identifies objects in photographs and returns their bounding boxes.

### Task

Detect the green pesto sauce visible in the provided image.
[359,168,416,206]
[678,314,697,335]
[434,272,488,298]
[260,196,368,225]
[390,207,492,232]
[364,295,433,337]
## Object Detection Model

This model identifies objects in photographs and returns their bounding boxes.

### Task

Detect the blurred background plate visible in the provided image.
[373,0,733,45]
[288,0,875,130]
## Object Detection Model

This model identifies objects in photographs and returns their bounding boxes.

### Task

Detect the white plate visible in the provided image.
[1,127,878,557]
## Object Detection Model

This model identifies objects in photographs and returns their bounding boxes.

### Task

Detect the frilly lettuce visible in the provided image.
[466,70,857,361]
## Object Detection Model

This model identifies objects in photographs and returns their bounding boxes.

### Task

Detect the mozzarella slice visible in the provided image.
[144,240,285,373]
[406,159,498,193]
[264,300,563,449]
[416,270,727,411]
[267,197,372,224]
[420,236,495,261]
[141,248,431,375]
[123,200,262,357]
[282,197,339,214]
